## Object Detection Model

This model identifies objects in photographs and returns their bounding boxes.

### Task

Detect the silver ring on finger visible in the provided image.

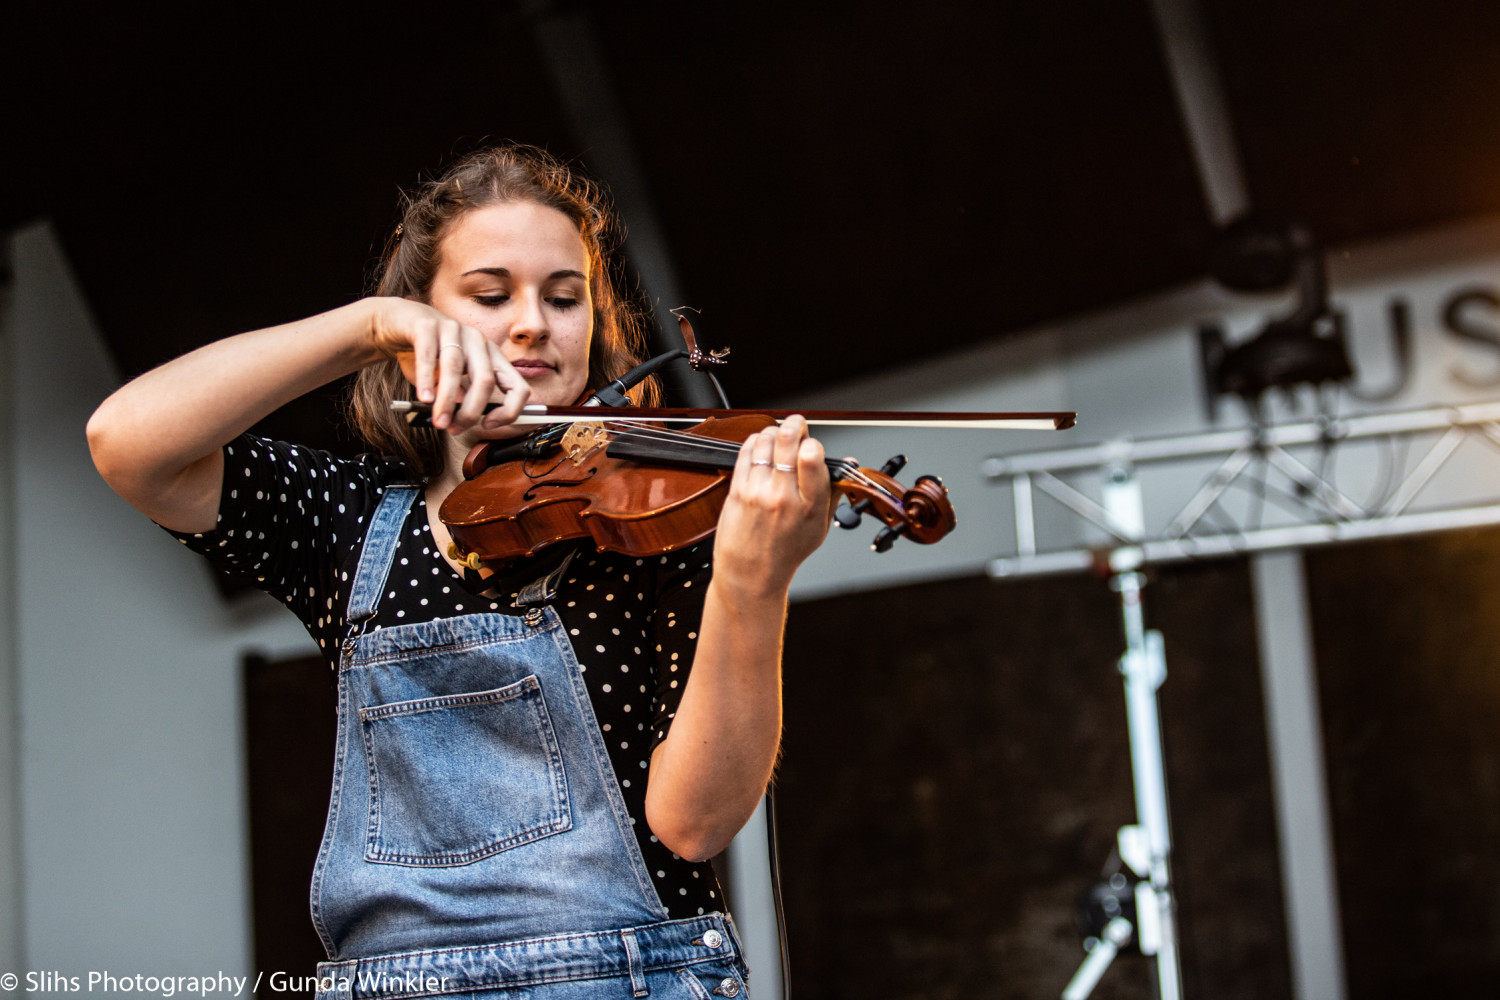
[774,463,796,472]
[440,342,464,354]
[752,459,772,467]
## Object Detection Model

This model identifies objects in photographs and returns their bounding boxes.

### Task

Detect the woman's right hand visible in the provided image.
[369,297,532,435]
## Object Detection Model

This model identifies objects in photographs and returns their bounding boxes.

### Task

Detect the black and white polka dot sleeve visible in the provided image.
[163,435,401,653]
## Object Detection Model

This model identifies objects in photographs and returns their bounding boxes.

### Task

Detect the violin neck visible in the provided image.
[605,428,850,480]
[605,431,737,471]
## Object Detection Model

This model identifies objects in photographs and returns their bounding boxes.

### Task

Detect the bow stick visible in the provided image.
[391,401,1077,431]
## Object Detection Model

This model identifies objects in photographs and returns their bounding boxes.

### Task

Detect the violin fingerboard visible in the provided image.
[605,432,738,470]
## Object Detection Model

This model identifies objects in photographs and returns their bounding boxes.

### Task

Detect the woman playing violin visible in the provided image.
[87,143,833,999]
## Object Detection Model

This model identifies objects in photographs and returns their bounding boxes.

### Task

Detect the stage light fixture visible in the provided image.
[1198,212,1354,420]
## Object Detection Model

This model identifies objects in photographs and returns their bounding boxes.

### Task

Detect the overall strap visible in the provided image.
[346,485,420,626]
[512,548,577,609]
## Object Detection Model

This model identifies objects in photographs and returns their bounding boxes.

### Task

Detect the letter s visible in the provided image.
[1442,287,1500,387]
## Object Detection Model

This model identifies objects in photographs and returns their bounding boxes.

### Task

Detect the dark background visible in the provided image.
[8,1,1500,436]
[14,1,1500,996]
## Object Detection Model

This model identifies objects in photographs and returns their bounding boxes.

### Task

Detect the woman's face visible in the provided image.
[426,200,594,411]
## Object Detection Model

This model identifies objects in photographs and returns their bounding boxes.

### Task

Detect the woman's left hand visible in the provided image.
[712,414,835,598]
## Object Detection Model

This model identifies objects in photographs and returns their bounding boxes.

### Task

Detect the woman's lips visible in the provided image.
[510,360,555,379]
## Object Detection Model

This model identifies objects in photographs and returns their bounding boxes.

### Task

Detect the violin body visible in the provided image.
[438,412,959,571]
[440,415,768,567]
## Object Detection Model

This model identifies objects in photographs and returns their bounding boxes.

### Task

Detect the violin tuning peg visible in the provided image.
[879,455,908,477]
[871,525,904,553]
[834,499,863,530]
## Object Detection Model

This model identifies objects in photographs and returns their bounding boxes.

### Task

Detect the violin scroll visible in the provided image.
[832,456,956,552]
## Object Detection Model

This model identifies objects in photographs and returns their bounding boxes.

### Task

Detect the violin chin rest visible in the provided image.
[462,442,494,479]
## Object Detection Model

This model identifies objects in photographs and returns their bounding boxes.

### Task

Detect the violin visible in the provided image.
[435,411,962,570]
[394,312,1075,572]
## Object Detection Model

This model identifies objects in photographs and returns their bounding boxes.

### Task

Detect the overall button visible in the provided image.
[523,607,545,627]
[701,929,723,949]
[712,978,740,998]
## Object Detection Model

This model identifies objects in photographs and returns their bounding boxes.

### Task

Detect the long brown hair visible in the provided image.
[348,143,659,480]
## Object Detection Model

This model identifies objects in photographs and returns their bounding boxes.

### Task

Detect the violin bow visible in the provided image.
[391,401,1077,432]
[391,309,1075,431]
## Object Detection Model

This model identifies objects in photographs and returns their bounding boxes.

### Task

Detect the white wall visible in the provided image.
[2,233,24,975]
[4,223,313,975]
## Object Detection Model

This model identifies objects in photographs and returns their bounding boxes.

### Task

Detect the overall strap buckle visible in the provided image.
[512,548,577,626]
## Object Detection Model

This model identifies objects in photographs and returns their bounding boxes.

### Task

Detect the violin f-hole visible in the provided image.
[523,469,597,502]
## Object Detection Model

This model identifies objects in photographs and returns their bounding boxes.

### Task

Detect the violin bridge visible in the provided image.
[560,421,611,466]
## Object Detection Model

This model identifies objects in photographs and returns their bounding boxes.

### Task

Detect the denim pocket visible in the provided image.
[358,675,572,866]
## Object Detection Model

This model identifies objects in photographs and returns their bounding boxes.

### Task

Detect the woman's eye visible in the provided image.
[473,294,509,306]
[547,296,581,309]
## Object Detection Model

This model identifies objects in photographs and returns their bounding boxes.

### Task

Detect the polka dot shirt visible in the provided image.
[167,434,723,919]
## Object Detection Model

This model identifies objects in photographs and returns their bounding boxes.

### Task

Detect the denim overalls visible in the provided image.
[311,487,748,999]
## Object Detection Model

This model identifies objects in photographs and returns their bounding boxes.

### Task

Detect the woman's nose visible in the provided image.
[508,292,549,343]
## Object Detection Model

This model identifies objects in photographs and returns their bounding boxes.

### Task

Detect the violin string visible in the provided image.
[603,423,874,487]
[597,421,877,488]
[584,420,901,502]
